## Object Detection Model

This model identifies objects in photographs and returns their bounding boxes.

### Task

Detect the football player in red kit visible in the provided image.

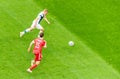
[27,33,47,73]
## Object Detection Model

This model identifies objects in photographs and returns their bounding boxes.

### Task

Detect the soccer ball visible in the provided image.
[68,41,74,46]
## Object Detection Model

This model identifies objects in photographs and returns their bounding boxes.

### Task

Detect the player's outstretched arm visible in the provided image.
[28,41,34,52]
[44,16,50,24]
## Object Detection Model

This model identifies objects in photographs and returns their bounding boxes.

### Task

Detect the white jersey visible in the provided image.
[37,12,44,24]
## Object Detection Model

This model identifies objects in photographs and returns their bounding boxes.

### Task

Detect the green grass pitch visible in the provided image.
[0,0,120,79]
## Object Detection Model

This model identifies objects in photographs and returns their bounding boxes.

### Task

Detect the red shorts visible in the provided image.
[34,53,42,62]
[33,50,42,62]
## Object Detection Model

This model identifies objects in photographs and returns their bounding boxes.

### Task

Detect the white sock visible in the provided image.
[24,29,30,33]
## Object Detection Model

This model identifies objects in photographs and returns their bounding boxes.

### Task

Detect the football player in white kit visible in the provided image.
[20,9,50,37]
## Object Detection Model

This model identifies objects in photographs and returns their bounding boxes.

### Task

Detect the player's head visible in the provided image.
[39,32,44,38]
[43,9,48,15]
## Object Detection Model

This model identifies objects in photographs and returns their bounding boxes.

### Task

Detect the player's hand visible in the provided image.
[44,46,47,48]
[28,48,30,52]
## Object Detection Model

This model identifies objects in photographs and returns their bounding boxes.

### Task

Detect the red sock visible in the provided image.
[30,64,38,70]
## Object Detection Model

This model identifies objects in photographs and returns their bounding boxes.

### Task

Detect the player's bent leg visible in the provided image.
[20,27,34,37]
[27,64,37,73]
[27,61,40,72]
[25,27,34,33]
[20,20,36,37]
[27,54,41,73]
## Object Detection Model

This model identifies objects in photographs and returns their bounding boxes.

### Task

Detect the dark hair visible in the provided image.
[40,32,44,38]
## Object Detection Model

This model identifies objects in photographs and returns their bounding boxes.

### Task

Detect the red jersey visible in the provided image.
[33,38,46,54]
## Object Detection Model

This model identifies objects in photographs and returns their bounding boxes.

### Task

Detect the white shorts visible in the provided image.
[31,20,44,30]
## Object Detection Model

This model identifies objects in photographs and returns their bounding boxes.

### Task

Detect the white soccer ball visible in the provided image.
[68,41,74,46]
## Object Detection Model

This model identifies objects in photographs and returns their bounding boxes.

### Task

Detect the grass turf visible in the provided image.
[35,0,120,72]
[0,0,120,79]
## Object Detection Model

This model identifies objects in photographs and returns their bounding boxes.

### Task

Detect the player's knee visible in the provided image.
[36,61,40,65]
